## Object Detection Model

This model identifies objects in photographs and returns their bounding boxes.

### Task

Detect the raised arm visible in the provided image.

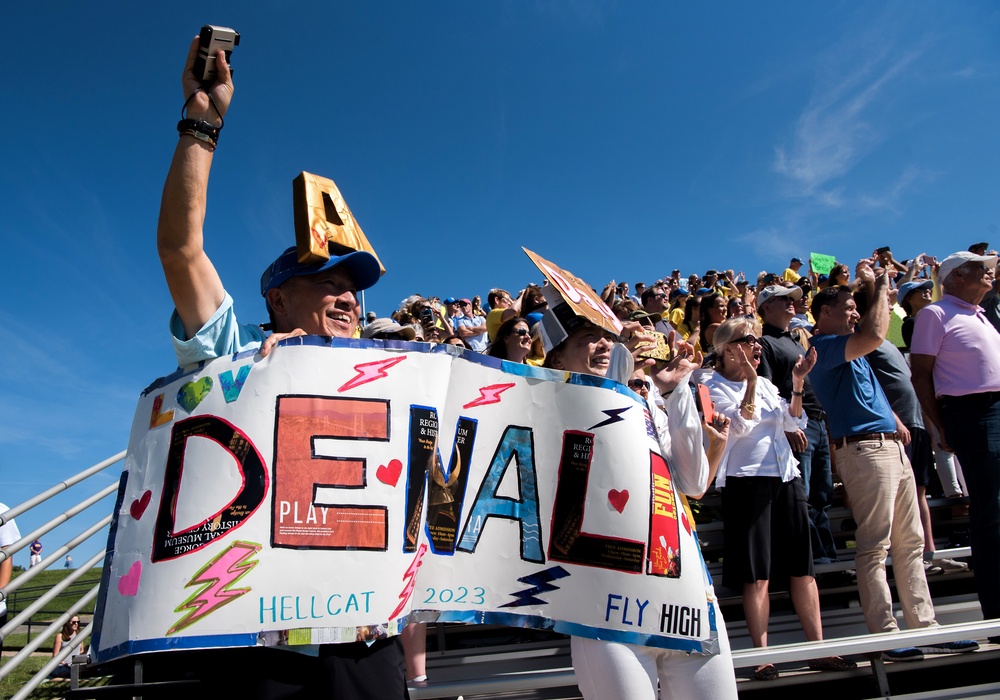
[844,260,890,361]
[157,37,234,340]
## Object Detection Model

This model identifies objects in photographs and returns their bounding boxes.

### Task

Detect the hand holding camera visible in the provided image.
[181,26,239,127]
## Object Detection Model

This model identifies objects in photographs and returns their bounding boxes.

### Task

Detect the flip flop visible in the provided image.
[753,663,779,681]
[808,656,858,672]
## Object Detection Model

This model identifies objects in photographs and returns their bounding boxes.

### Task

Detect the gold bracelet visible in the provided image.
[740,401,755,413]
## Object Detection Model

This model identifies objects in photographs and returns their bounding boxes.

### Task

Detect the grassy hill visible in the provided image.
[1,567,106,699]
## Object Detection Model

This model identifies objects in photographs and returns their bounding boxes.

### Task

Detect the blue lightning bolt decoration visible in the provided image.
[587,406,631,431]
[167,540,261,635]
[501,566,571,608]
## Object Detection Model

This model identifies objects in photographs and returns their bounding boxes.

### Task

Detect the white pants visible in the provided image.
[29,554,41,567]
[571,614,737,700]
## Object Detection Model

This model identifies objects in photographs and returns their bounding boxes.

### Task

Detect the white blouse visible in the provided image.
[702,370,807,488]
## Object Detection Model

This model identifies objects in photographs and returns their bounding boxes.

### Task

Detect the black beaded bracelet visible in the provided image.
[177,118,221,149]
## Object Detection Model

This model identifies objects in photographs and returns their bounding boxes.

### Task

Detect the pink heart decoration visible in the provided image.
[608,489,629,513]
[129,490,152,520]
[117,561,142,596]
[376,459,403,487]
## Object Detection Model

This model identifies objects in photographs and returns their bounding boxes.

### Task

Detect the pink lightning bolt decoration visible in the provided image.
[389,543,427,621]
[463,383,516,409]
[338,356,407,392]
[167,541,262,636]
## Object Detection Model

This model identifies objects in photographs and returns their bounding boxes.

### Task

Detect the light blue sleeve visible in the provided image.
[169,292,267,367]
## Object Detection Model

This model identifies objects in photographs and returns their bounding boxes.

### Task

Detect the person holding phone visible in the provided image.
[704,317,853,680]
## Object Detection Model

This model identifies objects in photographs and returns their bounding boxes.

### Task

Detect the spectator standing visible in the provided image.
[897,279,934,351]
[155,36,406,697]
[640,287,674,335]
[540,310,737,699]
[0,504,21,627]
[783,258,803,283]
[631,282,645,305]
[808,262,977,659]
[667,288,689,328]
[29,538,42,567]
[705,318,853,681]
[65,555,73,569]
[698,293,727,351]
[853,290,968,575]
[756,285,839,566]
[911,251,1000,639]
[485,288,518,341]
[452,298,488,351]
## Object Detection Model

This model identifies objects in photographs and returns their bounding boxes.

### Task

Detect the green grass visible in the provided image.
[0,656,110,700]
[1,568,109,699]
[3,568,103,654]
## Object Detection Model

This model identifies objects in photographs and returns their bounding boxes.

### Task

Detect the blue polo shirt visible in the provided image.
[809,332,896,441]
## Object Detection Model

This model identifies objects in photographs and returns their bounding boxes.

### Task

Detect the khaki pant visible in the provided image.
[835,437,937,634]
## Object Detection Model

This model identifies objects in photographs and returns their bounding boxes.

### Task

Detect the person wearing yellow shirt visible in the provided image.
[783,257,804,283]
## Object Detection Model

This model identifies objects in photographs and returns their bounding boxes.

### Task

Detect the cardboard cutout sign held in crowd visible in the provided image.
[524,248,623,336]
[91,340,721,662]
[292,171,386,273]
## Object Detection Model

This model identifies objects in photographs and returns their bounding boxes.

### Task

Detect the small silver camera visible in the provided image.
[192,25,240,84]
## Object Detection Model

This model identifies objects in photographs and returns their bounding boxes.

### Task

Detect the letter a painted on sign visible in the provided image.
[456,426,544,563]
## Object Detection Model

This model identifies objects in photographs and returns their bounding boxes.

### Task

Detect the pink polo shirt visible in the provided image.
[911,294,1000,397]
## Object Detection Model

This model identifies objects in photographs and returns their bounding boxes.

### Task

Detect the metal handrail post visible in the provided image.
[0,550,104,640]
[0,450,125,525]
[0,587,98,682]
[0,515,111,604]
[9,621,94,700]
[0,483,118,563]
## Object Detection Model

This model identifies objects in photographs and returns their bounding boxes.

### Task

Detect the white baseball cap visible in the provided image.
[938,251,998,283]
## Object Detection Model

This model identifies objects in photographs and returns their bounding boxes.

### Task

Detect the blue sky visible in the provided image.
[3,1,998,568]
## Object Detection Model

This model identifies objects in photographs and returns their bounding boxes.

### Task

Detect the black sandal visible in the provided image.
[754,663,779,681]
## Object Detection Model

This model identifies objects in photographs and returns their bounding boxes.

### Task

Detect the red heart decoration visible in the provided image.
[681,510,692,535]
[130,490,152,520]
[608,489,629,513]
[376,459,403,487]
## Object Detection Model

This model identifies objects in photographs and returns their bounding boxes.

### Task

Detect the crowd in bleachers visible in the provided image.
[364,243,1000,685]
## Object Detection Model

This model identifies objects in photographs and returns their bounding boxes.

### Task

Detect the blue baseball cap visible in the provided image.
[260,245,382,297]
[896,279,933,302]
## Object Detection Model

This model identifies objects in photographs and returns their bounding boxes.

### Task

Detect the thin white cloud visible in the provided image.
[774,47,921,201]
[857,165,936,213]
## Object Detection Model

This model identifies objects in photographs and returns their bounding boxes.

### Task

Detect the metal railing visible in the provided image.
[0,450,124,699]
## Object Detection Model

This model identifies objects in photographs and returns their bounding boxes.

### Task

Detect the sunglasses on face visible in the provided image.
[513,328,530,337]
[729,335,760,347]
[628,378,650,391]
[653,293,667,300]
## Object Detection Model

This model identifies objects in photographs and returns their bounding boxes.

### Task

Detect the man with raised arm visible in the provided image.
[155,36,404,699]
[807,260,976,661]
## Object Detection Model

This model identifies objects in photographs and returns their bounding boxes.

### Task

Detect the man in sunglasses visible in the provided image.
[756,285,839,568]
[639,287,674,335]
[808,260,977,660]
[452,298,488,351]
[911,251,1000,638]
